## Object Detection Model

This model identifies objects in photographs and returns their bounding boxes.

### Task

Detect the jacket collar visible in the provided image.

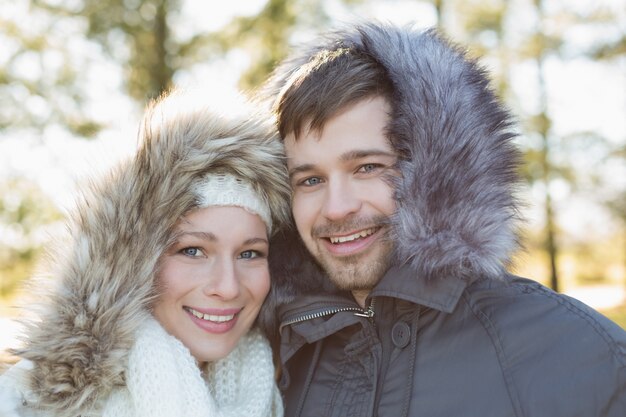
[369,264,467,313]
[279,263,468,329]
[277,265,468,364]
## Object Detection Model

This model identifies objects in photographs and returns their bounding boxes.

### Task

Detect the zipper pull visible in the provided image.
[354,297,375,318]
[354,307,374,318]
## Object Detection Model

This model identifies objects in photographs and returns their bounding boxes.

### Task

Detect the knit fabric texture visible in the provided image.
[193,173,273,233]
[102,317,282,417]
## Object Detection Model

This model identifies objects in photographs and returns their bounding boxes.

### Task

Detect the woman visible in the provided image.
[0,88,290,417]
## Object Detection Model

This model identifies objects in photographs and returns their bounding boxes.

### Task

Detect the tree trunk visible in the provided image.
[534,0,560,292]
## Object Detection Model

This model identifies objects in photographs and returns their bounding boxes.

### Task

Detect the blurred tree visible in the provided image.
[29,0,365,103]
[201,0,298,90]
[589,25,626,286]
[452,0,510,99]
[0,178,61,299]
[453,0,624,291]
[592,37,626,59]
[531,2,562,292]
[604,145,626,281]
[32,0,184,102]
[0,2,103,137]
[521,0,624,290]
[207,0,364,91]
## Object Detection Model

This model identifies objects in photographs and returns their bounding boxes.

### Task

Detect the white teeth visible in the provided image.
[203,313,234,322]
[187,307,235,323]
[329,228,376,244]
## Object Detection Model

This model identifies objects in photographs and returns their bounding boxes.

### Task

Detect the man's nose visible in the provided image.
[321,178,362,221]
[203,258,240,300]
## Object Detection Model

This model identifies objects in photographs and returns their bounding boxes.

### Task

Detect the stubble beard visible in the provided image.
[309,216,394,292]
[319,243,393,291]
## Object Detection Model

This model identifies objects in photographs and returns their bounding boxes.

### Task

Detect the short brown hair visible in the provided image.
[273,47,393,139]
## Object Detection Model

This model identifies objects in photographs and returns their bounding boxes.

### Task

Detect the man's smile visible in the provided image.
[320,226,386,257]
[328,227,378,244]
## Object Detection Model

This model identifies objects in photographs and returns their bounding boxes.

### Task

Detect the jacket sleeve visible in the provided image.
[472,279,626,416]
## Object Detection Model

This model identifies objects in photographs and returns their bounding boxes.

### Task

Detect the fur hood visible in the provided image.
[261,24,523,335]
[11,89,291,416]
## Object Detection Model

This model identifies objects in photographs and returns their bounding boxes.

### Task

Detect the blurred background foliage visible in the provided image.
[0,0,625,325]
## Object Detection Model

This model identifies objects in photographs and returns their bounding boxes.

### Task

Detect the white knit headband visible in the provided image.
[193,173,272,233]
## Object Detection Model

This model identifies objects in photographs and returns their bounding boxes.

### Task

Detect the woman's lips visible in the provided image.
[184,306,241,334]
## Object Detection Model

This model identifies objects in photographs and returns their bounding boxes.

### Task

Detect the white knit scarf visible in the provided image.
[102,318,283,417]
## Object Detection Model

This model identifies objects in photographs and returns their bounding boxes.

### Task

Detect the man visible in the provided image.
[259,23,626,417]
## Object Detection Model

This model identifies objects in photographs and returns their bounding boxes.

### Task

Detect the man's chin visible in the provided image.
[320,255,390,292]
[305,236,394,291]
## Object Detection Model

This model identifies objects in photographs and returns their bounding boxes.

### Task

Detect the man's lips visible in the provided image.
[327,227,377,244]
[319,226,383,256]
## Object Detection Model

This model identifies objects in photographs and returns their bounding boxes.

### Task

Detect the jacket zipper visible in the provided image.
[281,297,377,329]
[355,297,376,319]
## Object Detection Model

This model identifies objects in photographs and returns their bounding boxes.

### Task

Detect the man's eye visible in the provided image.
[181,247,202,257]
[357,163,381,173]
[301,177,323,186]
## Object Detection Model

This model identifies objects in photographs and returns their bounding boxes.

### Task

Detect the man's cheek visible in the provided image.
[292,199,314,238]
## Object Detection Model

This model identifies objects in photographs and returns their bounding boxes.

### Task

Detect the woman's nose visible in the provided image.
[202,258,240,300]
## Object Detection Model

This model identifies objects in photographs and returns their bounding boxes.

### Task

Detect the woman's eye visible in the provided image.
[181,247,202,257]
[239,250,262,259]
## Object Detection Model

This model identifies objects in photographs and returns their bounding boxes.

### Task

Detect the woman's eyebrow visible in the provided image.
[243,237,269,245]
[179,233,267,246]
[179,231,217,242]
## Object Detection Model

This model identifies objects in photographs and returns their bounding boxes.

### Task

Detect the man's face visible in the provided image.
[285,96,397,302]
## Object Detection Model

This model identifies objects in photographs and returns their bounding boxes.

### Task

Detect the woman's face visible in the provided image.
[153,206,270,364]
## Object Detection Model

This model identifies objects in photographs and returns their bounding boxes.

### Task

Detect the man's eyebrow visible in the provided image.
[288,163,315,178]
[288,149,396,178]
[339,149,396,162]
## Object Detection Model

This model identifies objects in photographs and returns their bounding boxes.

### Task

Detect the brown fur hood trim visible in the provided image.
[260,23,523,336]
[12,89,290,416]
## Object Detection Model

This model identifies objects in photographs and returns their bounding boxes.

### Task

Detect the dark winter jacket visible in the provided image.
[260,24,626,417]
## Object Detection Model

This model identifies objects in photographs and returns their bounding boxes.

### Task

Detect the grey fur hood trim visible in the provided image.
[12,89,290,416]
[261,23,522,335]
